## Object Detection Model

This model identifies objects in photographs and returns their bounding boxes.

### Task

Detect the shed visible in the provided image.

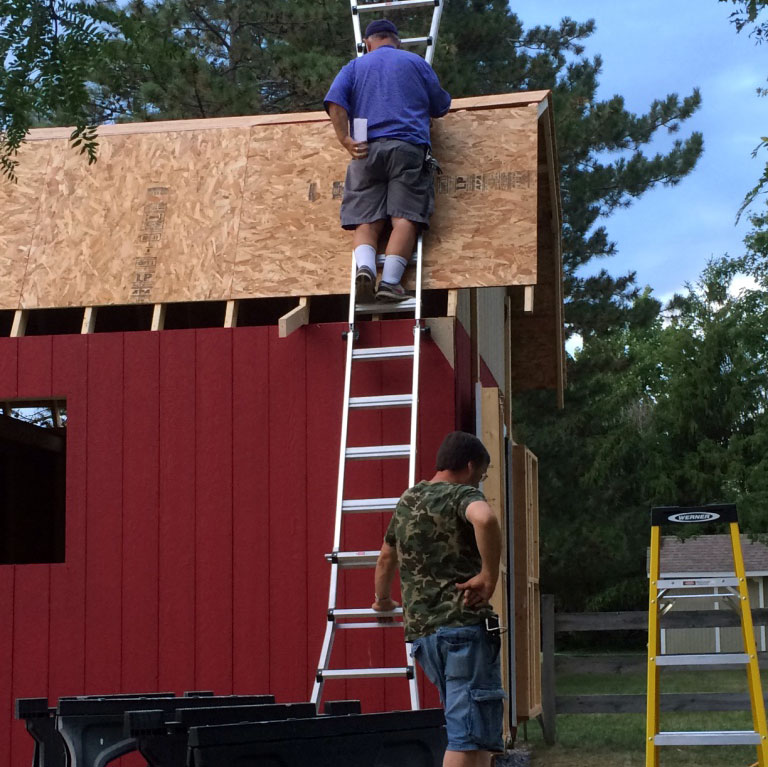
[655,534,768,654]
[0,90,563,766]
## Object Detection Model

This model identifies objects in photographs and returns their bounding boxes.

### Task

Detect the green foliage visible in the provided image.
[720,0,768,42]
[0,0,111,179]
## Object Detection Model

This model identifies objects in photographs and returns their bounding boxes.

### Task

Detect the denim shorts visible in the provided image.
[411,623,505,752]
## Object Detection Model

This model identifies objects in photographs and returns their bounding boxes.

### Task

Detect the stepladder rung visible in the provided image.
[330,607,403,619]
[654,653,750,667]
[336,621,404,629]
[654,730,762,746]
[353,0,438,13]
[355,297,417,314]
[659,592,736,600]
[325,551,380,568]
[346,444,410,460]
[342,497,400,513]
[317,667,413,681]
[348,394,412,410]
[657,577,740,588]
[400,36,432,47]
[352,345,414,361]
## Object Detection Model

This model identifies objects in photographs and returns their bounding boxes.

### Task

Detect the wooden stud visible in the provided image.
[504,295,513,434]
[424,318,455,369]
[151,304,166,332]
[10,309,28,337]
[278,297,310,339]
[224,300,239,329]
[81,306,97,334]
[524,285,534,313]
[446,289,458,318]
[470,289,480,385]
[481,386,512,742]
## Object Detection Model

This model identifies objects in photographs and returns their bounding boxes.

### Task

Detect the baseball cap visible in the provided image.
[364,19,398,37]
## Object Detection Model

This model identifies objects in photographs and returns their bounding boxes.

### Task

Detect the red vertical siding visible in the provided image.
[0,321,459,766]
[267,327,308,701]
[12,338,53,766]
[195,330,234,692]
[157,331,197,692]
[49,336,88,701]
[84,335,124,694]
[232,328,272,694]
[121,333,160,692]
[0,339,17,766]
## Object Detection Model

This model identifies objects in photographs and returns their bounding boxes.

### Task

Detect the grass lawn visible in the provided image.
[519,653,764,767]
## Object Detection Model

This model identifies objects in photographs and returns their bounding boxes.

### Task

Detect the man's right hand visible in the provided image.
[342,136,368,159]
[456,571,496,608]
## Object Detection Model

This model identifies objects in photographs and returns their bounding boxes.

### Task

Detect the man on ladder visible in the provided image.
[324,18,451,303]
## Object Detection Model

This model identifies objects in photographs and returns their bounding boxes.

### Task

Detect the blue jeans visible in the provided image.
[411,623,505,752]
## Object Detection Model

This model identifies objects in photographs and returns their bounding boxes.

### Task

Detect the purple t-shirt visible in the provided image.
[324,45,451,147]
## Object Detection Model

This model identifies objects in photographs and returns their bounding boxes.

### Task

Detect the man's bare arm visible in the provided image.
[372,541,399,612]
[456,500,502,608]
[328,102,368,159]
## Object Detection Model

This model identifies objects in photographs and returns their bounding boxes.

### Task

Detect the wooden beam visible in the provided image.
[470,289,480,384]
[523,286,534,313]
[151,304,166,332]
[81,306,97,334]
[446,289,458,318]
[224,300,239,328]
[278,297,310,338]
[10,309,28,338]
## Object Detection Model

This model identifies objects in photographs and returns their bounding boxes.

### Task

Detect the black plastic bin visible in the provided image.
[187,708,447,767]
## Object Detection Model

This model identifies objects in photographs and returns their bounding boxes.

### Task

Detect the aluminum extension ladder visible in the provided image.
[311,238,425,710]
[349,0,445,65]
[646,504,768,766]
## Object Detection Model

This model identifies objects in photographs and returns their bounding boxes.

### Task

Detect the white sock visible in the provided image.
[353,244,376,273]
[381,255,408,285]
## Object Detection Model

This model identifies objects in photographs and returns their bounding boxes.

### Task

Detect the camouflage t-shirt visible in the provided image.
[384,480,494,641]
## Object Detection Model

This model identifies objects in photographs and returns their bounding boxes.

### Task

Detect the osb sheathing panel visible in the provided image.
[0,95,541,310]
[0,142,52,310]
[20,130,249,308]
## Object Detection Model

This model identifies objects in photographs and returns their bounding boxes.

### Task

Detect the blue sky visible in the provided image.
[512,0,766,301]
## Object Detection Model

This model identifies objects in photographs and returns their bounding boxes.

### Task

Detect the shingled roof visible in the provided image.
[652,535,768,575]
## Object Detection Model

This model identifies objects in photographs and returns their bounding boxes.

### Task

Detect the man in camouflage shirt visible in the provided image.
[372,431,504,767]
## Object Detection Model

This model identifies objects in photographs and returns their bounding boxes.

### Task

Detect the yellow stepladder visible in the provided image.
[646,504,768,767]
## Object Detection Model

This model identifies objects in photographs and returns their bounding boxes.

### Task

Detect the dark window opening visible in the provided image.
[0,400,66,564]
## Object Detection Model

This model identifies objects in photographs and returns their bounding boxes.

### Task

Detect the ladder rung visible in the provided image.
[336,621,404,629]
[657,577,739,588]
[331,607,403,619]
[654,730,762,746]
[655,653,749,667]
[400,36,431,46]
[659,593,736,600]
[346,444,410,460]
[353,0,437,13]
[355,298,417,314]
[352,345,414,361]
[348,394,412,410]
[325,551,380,568]
[317,667,412,680]
[342,497,400,513]
[375,253,418,266]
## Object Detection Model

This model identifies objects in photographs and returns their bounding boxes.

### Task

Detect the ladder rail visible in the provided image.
[730,520,768,760]
[646,524,661,767]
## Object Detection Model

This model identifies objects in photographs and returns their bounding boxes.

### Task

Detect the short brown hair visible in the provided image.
[435,431,490,472]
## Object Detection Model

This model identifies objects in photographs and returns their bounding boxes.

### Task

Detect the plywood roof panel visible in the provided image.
[0,92,551,310]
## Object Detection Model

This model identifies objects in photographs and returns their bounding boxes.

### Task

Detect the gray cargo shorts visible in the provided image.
[340,139,435,230]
